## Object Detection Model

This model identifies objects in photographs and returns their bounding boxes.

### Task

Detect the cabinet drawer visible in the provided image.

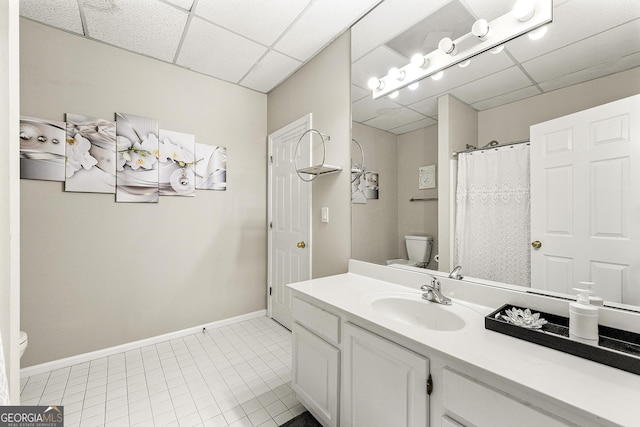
[292,297,340,344]
[443,369,571,427]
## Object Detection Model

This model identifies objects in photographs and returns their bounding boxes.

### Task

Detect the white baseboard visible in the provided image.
[21,309,267,378]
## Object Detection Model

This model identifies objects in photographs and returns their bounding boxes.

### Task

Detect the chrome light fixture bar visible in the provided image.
[370,0,553,99]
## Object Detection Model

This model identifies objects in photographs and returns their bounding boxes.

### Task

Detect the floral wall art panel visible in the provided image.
[158,129,195,197]
[195,143,227,190]
[115,112,160,203]
[19,117,66,182]
[65,113,117,193]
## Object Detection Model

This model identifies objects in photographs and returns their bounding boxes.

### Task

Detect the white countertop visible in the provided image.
[288,266,640,426]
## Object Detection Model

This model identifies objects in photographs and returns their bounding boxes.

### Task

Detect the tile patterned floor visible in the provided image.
[20,317,304,427]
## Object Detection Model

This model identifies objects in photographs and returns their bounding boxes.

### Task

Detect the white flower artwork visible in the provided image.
[158,130,195,197]
[20,117,66,182]
[65,113,116,193]
[195,143,227,191]
[115,112,160,203]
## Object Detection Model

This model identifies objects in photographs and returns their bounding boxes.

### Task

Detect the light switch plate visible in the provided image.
[321,207,329,223]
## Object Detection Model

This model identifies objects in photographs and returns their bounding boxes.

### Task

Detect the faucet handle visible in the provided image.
[420,284,430,292]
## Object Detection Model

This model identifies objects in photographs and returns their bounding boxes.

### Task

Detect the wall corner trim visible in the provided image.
[20,310,268,378]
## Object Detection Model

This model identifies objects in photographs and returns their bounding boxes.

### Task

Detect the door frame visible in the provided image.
[267,114,313,321]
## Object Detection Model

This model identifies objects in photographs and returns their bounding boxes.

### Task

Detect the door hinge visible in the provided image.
[269,221,273,229]
[269,155,273,164]
[269,287,272,296]
[427,374,433,395]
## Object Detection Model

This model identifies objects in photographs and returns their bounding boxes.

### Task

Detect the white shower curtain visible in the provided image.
[454,143,531,286]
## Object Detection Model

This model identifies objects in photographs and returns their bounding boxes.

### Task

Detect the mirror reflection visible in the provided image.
[350,0,640,310]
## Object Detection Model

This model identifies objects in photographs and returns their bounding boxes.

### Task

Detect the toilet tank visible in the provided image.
[405,235,433,263]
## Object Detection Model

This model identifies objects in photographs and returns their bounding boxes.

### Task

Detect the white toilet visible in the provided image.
[19,331,28,359]
[387,235,434,268]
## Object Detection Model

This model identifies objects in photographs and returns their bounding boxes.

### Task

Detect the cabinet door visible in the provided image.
[342,322,429,427]
[292,322,339,427]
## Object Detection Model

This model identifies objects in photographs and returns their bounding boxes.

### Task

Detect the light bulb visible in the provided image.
[438,37,457,55]
[431,71,444,81]
[388,67,405,81]
[367,77,383,90]
[528,26,547,40]
[388,91,399,99]
[472,19,490,40]
[408,82,420,91]
[512,0,535,22]
[411,54,428,69]
[491,45,505,54]
[458,60,471,68]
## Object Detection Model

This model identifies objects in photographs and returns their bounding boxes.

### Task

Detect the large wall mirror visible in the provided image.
[350,0,640,311]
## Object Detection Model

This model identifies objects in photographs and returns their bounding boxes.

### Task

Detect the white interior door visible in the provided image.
[268,115,312,329]
[531,94,640,305]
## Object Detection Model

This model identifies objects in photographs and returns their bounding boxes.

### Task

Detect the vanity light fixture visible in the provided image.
[528,25,548,40]
[438,37,457,55]
[408,82,420,90]
[369,0,552,99]
[472,19,490,40]
[431,71,444,81]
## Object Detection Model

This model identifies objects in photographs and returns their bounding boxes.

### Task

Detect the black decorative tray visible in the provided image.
[485,304,640,375]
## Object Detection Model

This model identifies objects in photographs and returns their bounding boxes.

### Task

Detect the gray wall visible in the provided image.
[20,19,268,367]
[1,0,20,401]
[397,125,439,265]
[268,33,351,278]
[351,122,398,265]
[478,67,640,144]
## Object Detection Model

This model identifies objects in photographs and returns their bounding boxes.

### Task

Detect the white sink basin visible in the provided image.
[369,295,466,331]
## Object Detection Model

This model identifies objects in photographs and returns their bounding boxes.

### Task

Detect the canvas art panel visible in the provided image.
[19,117,66,182]
[419,165,436,189]
[65,113,117,193]
[115,112,160,203]
[364,171,379,200]
[158,129,196,197]
[351,171,367,204]
[195,143,227,191]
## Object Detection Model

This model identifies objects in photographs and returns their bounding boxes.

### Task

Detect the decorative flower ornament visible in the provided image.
[497,307,548,329]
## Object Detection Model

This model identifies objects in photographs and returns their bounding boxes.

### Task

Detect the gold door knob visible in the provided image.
[531,240,542,249]
[297,241,306,249]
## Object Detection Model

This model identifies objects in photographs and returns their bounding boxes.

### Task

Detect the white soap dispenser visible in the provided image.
[569,288,599,343]
[579,281,604,306]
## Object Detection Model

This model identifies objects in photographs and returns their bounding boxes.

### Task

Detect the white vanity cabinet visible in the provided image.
[442,369,572,427]
[341,322,429,427]
[291,298,340,427]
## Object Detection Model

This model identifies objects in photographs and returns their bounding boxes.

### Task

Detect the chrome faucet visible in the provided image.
[420,275,452,305]
[449,265,463,280]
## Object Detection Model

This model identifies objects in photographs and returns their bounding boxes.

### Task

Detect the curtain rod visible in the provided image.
[452,139,530,158]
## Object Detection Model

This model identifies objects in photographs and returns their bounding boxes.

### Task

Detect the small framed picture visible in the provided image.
[418,165,436,189]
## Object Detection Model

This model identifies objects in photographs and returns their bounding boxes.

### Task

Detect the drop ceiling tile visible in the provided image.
[352,46,408,90]
[351,0,449,61]
[521,20,640,83]
[408,96,438,117]
[508,0,640,63]
[275,0,380,61]
[363,107,427,131]
[352,84,369,103]
[389,117,437,135]
[241,51,302,93]
[177,16,267,83]
[195,0,310,46]
[450,66,532,105]
[165,0,194,10]
[539,52,640,92]
[471,85,542,110]
[352,96,400,123]
[83,0,187,62]
[20,0,83,35]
